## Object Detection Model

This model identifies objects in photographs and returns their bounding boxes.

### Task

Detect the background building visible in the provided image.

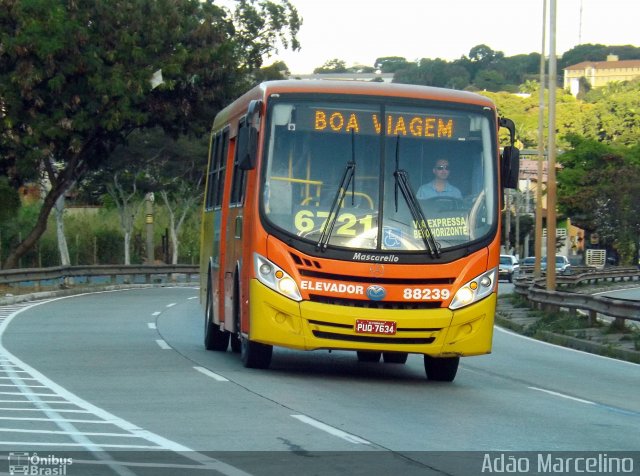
[564,54,640,96]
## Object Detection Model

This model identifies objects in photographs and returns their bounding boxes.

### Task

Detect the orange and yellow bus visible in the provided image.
[199,80,519,382]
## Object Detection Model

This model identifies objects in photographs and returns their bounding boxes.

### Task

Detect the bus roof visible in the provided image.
[213,80,496,130]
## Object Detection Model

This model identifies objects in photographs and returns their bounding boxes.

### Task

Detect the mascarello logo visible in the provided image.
[366,285,386,301]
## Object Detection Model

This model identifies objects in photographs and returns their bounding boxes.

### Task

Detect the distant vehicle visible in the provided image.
[552,255,572,275]
[520,256,571,275]
[499,255,519,282]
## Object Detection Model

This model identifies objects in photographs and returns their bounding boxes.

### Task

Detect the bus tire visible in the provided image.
[241,337,272,369]
[356,351,381,362]
[230,332,242,353]
[424,356,459,382]
[230,277,241,354]
[383,352,408,364]
[204,275,230,351]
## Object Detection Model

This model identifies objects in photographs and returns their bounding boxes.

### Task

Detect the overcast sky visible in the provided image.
[259,0,640,73]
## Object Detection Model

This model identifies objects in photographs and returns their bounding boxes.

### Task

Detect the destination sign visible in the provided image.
[310,109,460,139]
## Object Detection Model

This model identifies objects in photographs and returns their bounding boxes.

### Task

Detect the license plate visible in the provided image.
[355,319,396,335]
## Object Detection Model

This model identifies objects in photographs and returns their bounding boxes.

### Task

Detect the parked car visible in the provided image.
[518,256,571,275]
[499,255,519,282]
[538,255,572,275]
[552,255,572,275]
[521,256,536,267]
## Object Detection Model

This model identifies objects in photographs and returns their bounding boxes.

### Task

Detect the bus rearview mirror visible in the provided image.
[501,146,520,189]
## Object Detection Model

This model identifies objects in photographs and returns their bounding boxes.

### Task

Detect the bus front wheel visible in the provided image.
[424,356,459,382]
[241,337,273,369]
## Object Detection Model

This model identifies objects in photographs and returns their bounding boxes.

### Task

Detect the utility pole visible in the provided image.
[515,190,521,258]
[546,0,558,291]
[524,178,531,258]
[535,0,547,279]
[504,190,511,254]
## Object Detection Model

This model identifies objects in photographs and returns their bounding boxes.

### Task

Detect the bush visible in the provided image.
[1,203,201,268]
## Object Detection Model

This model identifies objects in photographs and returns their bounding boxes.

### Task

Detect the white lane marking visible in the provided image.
[291,415,371,445]
[0,407,91,413]
[0,293,254,476]
[156,339,171,350]
[528,386,596,405]
[147,323,157,330]
[0,441,165,449]
[151,311,161,316]
[166,303,176,308]
[193,366,228,382]
[0,416,111,424]
[0,391,63,397]
[188,296,198,300]
[0,428,143,438]
[0,400,74,404]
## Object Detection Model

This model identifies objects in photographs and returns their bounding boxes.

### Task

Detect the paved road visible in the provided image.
[0,287,638,475]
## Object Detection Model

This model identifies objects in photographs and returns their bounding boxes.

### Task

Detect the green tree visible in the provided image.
[0,0,299,269]
[558,43,640,70]
[374,56,411,73]
[480,88,593,149]
[313,58,347,74]
[474,70,507,92]
[76,127,208,264]
[557,135,640,265]
[253,61,290,82]
[581,79,640,145]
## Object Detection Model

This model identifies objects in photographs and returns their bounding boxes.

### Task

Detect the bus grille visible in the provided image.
[308,294,442,309]
[312,331,435,345]
[290,253,456,285]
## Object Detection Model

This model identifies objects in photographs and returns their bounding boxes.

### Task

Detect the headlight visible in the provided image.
[449,268,497,310]
[254,253,302,301]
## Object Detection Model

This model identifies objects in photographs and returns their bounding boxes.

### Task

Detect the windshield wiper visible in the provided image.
[317,132,357,250]
[393,136,440,258]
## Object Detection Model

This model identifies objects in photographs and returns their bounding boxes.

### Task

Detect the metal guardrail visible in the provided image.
[513,267,640,327]
[0,264,199,288]
[2,264,638,327]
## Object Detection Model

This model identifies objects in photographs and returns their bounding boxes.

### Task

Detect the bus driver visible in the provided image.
[416,159,462,200]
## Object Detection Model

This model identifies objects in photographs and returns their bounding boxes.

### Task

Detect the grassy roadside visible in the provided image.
[496,293,640,364]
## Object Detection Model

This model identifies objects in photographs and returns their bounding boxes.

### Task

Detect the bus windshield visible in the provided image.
[261,97,497,254]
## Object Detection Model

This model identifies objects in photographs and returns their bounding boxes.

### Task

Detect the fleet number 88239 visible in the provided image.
[403,288,450,300]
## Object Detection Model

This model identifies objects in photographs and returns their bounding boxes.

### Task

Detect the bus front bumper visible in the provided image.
[248,279,495,357]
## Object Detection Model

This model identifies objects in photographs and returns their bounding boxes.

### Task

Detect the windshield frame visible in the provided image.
[258,92,499,264]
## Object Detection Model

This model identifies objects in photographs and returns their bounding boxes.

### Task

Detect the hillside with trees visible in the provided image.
[0,0,300,269]
[3,24,640,268]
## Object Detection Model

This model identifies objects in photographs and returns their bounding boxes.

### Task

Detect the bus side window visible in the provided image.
[205,132,220,211]
[230,118,248,206]
[215,128,230,208]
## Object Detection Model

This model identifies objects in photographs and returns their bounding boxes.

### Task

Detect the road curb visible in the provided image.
[0,282,197,306]
[496,298,640,365]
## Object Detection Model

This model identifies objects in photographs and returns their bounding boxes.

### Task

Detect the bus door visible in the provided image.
[223,117,250,327]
